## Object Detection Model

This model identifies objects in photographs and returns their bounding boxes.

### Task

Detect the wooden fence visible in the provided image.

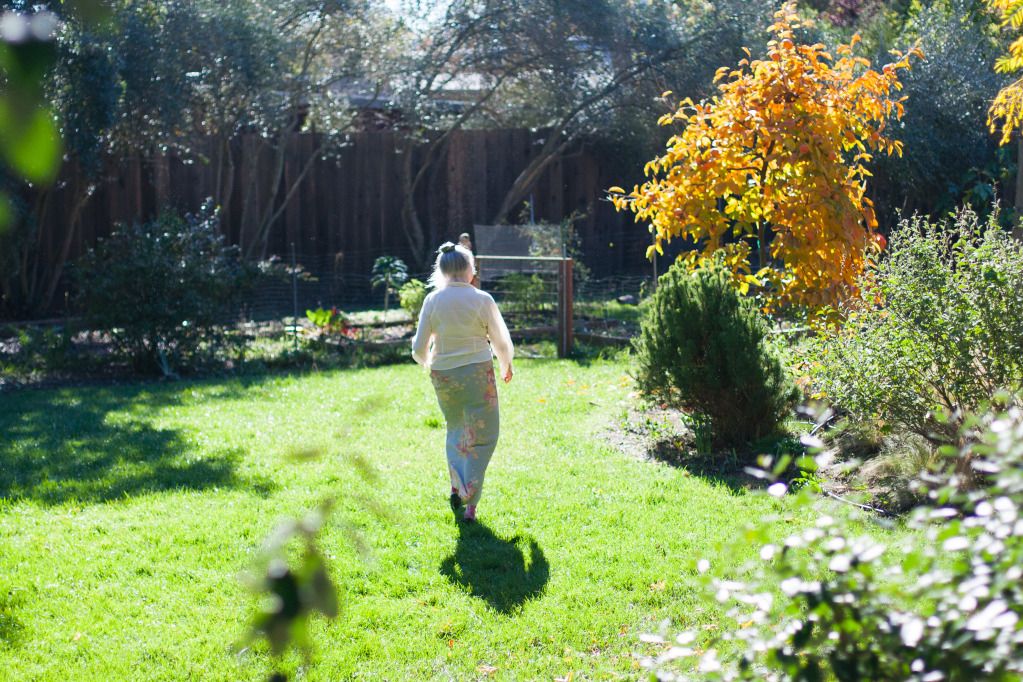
[28,129,648,283]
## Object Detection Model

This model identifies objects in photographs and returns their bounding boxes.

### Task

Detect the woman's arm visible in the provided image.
[485,296,514,381]
[411,295,434,366]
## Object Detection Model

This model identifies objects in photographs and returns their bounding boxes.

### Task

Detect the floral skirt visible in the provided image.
[430,360,499,506]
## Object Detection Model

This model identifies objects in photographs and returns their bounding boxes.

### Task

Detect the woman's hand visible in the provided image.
[502,364,513,384]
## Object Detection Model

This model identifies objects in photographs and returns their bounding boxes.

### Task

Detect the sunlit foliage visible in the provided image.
[612,2,919,313]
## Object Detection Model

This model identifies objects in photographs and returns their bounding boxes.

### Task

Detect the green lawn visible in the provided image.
[1,359,876,680]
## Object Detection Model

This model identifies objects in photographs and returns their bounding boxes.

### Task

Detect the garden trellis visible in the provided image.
[473,224,574,358]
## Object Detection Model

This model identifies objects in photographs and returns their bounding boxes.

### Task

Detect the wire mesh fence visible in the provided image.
[238,251,651,336]
[483,271,560,329]
[3,246,652,361]
[239,252,432,322]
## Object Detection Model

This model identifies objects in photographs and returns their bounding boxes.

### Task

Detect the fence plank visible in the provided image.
[14,129,650,316]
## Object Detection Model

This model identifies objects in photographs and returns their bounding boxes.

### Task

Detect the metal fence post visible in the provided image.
[558,258,573,358]
[291,242,298,352]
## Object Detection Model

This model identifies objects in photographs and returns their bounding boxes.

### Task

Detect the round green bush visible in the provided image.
[634,259,797,448]
[398,279,427,324]
[806,209,1023,448]
[76,200,251,374]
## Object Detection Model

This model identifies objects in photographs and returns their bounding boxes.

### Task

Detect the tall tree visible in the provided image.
[987,0,1023,145]
[231,0,383,259]
[383,0,534,266]
[1,3,122,316]
[487,0,775,227]
[384,0,777,268]
[0,0,379,315]
[611,2,920,313]
[811,0,1006,228]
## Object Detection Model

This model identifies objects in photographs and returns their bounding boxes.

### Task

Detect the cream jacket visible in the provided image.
[411,282,514,373]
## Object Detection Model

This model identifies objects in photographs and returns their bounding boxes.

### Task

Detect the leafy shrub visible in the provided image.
[645,399,1023,681]
[370,256,408,313]
[805,209,1023,447]
[305,306,355,342]
[398,279,427,324]
[634,260,797,448]
[76,200,251,374]
[0,324,81,383]
[14,325,74,368]
[501,273,547,321]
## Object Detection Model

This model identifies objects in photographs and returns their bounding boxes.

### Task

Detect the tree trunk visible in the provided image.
[19,185,53,309]
[757,222,768,271]
[237,135,261,255]
[1014,134,1023,241]
[492,134,573,226]
[220,138,236,233]
[214,135,225,210]
[213,134,236,223]
[154,151,170,208]
[247,131,291,260]
[39,183,93,314]
[254,135,328,260]
[399,139,428,269]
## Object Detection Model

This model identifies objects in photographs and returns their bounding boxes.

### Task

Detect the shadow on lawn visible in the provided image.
[0,383,275,505]
[645,439,753,495]
[607,406,806,496]
[0,589,25,649]
[440,521,549,614]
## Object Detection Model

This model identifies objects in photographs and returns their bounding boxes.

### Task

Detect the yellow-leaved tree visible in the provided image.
[610,2,920,312]
[986,0,1023,235]
[987,0,1023,145]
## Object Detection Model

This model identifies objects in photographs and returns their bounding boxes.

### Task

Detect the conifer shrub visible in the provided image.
[634,260,797,448]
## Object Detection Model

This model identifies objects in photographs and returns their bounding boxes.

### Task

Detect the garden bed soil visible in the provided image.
[0,319,417,391]
[603,404,756,484]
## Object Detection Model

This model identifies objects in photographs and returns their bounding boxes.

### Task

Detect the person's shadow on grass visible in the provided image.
[439,521,549,614]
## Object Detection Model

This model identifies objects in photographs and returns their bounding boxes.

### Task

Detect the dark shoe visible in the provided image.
[449,492,461,512]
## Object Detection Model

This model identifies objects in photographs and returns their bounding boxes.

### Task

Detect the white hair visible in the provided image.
[428,242,475,290]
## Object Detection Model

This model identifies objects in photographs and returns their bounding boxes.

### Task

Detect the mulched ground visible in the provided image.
[2,302,636,396]
[602,403,760,486]
[603,403,911,514]
[0,319,415,391]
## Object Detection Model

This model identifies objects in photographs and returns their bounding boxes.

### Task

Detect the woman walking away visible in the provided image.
[411,242,514,523]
